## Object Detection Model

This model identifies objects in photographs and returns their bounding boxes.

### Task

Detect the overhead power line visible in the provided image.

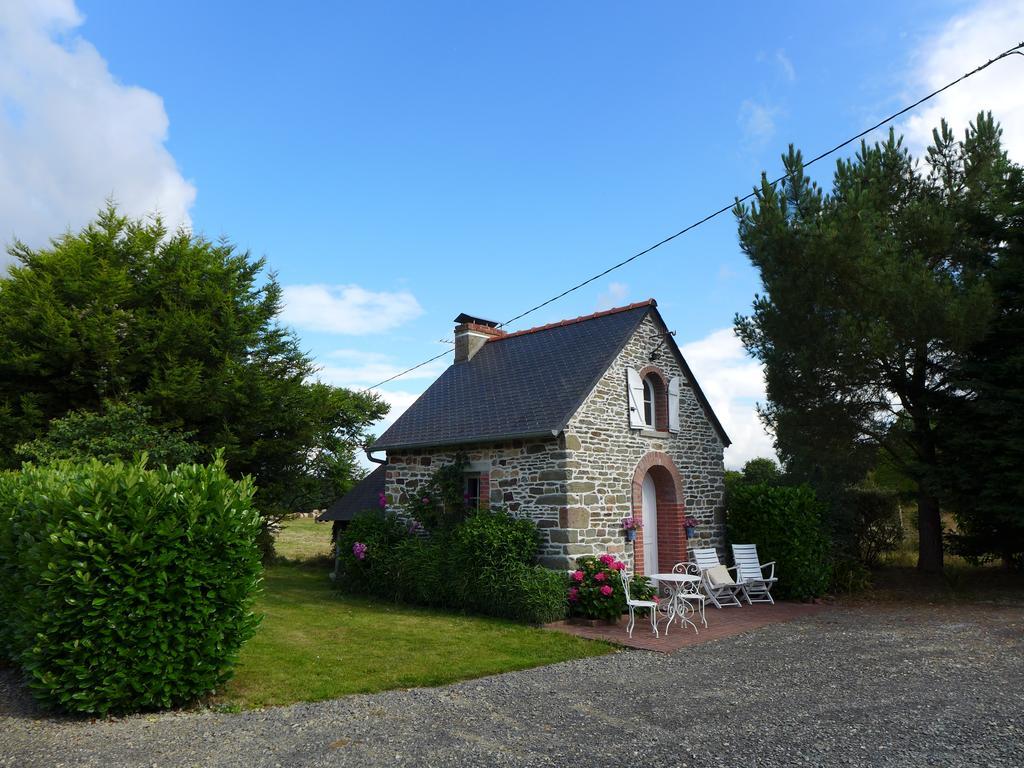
[364,40,1024,392]
[361,349,453,390]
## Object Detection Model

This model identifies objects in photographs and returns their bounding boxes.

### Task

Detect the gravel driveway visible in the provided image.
[2,603,1022,767]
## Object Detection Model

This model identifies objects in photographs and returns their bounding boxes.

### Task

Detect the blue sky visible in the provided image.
[2,1,1022,466]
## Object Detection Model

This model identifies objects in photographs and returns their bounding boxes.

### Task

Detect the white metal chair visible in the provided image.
[731,544,778,604]
[621,570,659,638]
[672,562,707,629]
[689,547,748,608]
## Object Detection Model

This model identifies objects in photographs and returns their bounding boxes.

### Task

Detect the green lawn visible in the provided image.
[273,516,333,561]
[214,522,610,709]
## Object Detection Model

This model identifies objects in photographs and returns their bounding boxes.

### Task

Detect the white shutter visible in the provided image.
[668,376,681,433]
[626,367,645,429]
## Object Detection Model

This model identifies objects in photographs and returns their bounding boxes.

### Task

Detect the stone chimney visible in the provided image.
[453,313,505,363]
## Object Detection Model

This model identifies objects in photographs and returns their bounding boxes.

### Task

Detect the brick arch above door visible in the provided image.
[630,451,687,574]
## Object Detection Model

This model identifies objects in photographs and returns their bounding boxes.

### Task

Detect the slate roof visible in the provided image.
[318,465,385,522]
[371,300,731,452]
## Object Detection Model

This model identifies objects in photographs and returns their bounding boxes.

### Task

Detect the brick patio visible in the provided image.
[546,601,825,652]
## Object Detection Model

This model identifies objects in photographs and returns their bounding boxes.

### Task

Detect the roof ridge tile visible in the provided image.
[493,299,656,341]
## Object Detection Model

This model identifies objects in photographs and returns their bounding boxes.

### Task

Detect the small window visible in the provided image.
[643,377,655,427]
[464,475,481,510]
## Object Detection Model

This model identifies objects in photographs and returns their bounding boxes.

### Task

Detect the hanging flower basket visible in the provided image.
[683,515,698,539]
[625,528,637,542]
[621,516,642,541]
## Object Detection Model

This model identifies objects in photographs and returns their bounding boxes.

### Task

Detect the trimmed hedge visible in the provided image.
[0,458,262,715]
[726,483,831,600]
[335,510,568,624]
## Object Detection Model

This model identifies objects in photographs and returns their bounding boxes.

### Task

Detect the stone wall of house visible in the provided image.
[382,312,727,572]
[383,437,573,567]
[560,313,727,572]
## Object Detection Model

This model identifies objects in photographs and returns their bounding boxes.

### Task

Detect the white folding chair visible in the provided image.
[689,547,748,608]
[731,544,778,604]
[621,570,659,638]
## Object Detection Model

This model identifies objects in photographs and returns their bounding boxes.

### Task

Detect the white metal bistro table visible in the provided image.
[650,573,702,634]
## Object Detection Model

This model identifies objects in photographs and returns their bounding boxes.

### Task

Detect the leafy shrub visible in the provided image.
[829,555,872,594]
[0,458,262,715]
[843,486,904,567]
[476,563,569,624]
[726,483,831,600]
[15,400,199,467]
[447,509,540,566]
[446,510,541,603]
[334,510,567,624]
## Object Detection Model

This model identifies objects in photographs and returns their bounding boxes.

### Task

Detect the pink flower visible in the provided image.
[571,570,584,582]
[593,572,606,582]
[421,497,430,504]
[611,561,626,571]
[567,587,579,602]
[352,542,367,561]
[599,584,613,597]
[377,492,387,509]
[599,554,614,566]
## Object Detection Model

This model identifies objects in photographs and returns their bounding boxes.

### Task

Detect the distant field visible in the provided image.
[274,516,333,561]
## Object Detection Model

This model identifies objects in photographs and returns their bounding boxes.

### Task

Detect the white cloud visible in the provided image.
[738,100,780,147]
[369,389,422,435]
[775,50,796,82]
[680,327,776,469]
[903,0,1024,161]
[0,1,195,268]
[596,282,629,310]
[281,284,424,335]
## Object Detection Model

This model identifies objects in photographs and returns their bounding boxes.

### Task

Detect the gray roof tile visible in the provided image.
[371,302,654,451]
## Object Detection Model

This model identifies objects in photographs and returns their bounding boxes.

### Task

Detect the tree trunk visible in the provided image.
[917,491,944,573]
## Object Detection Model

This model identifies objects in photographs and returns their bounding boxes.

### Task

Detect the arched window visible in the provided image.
[628,366,680,433]
[643,376,656,427]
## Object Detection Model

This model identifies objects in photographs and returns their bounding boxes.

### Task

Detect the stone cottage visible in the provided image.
[322,299,730,574]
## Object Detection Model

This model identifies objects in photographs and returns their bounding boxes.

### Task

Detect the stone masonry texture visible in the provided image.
[383,311,726,571]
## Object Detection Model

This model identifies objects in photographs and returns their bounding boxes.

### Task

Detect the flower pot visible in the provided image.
[685,526,696,538]
[625,529,637,542]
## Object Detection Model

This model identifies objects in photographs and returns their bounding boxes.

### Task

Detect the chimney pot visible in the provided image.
[453,313,505,362]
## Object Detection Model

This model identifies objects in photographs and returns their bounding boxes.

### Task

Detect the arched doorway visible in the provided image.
[631,452,686,575]
[641,473,658,574]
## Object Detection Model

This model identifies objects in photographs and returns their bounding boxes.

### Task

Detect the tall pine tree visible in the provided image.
[734,113,1020,573]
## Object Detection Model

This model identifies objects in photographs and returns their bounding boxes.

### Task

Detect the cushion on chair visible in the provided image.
[705,564,734,586]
